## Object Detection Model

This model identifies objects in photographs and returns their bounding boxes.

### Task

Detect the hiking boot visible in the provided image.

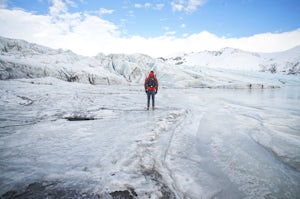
[147,107,149,110]
[152,106,155,110]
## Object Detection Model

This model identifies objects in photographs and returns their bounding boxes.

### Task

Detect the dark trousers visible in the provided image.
[147,90,155,107]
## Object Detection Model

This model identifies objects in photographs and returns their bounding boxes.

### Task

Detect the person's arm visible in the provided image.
[144,78,148,92]
[155,79,158,93]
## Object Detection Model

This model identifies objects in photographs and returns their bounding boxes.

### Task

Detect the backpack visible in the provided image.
[147,77,157,88]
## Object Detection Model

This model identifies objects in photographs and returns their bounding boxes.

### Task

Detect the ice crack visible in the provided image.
[17,95,34,106]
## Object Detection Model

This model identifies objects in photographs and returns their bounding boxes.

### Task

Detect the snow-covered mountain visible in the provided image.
[0,36,192,86]
[0,36,299,88]
[163,46,300,75]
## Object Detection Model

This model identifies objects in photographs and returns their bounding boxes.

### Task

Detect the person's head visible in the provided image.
[149,71,155,77]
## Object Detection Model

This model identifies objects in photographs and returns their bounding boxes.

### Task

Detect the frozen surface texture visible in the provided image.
[0,78,299,198]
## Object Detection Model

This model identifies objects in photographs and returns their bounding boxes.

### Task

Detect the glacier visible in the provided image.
[1,36,300,88]
[0,37,300,198]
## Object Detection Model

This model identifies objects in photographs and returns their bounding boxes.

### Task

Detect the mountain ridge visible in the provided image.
[163,46,300,75]
[0,36,299,88]
[0,36,191,86]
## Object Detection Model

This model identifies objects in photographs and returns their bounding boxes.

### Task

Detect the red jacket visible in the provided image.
[144,72,158,91]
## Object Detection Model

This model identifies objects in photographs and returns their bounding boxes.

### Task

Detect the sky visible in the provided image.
[0,0,300,57]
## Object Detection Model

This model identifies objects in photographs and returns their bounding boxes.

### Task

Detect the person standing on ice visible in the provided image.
[144,71,158,110]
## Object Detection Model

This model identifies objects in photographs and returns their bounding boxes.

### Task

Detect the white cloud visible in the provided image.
[171,2,184,12]
[134,3,152,9]
[180,24,186,28]
[134,2,164,10]
[187,0,207,12]
[144,3,152,8]
[0,8,120,55]
[99,8,114,15]
[49,0,68,16]
[65,0,77,8]
[165,31,177,36]
[134,4,142,8]
[160,18,168,22]
[171,0,207,13]
[0,5,300,58]
[163,26,170,31]
[126,10,134,17]
[154,4,164,10]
